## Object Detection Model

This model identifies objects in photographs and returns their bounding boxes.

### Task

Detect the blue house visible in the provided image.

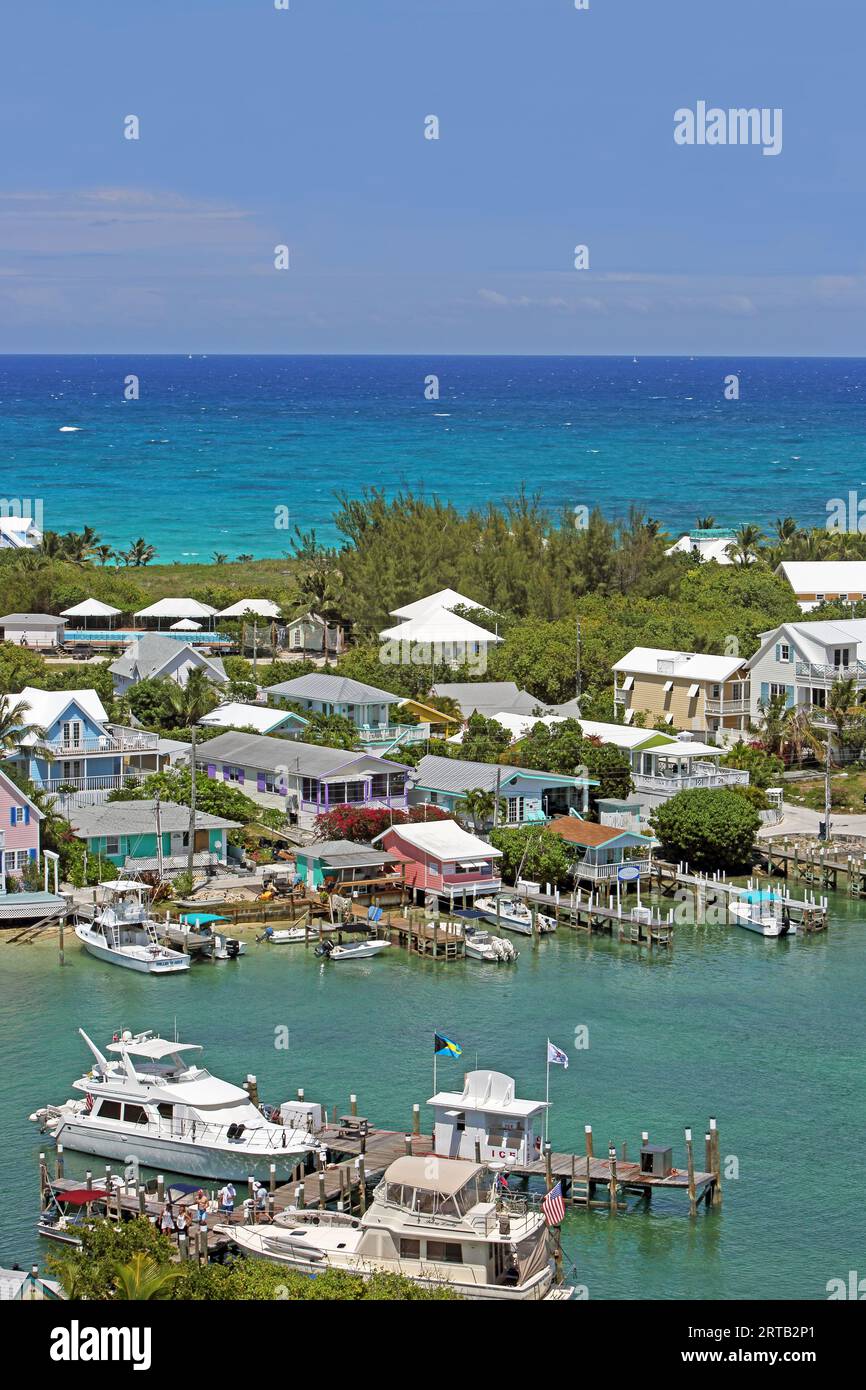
[9,687,160,802]
[408,753,596,827]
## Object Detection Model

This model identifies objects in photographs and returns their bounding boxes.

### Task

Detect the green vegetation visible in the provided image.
[649,789,761,873]
[489,826,573,884]
[49,1217,457,1300]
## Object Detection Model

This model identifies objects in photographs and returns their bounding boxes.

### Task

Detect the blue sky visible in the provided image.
[0,0,862,354]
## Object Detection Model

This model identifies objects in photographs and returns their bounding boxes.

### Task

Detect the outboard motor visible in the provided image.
[226,938,241,958]
[314,940,332,959]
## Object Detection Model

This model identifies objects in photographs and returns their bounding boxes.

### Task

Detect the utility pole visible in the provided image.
[187,728,197,877]
[823,734,832,842]
[155,796,164,880]
[493,766,501,829]
[576,616,582,704]
[252,619,258,680]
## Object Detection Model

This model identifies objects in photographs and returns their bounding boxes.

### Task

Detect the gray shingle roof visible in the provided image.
[303,839,400,868]
[265,673,399,704]
[68,799,241,838]
[413,753,586,796]
[431,682,550,719]
[0,613,66,624]
[200,730,407,777]
[110,635,227,683]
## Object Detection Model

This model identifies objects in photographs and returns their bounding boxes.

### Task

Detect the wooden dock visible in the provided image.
[516,885,674,949]
[650,860,828,931]
[755,835,866,896]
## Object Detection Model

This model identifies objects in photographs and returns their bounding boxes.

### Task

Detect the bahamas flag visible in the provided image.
[434,1033,463,1058]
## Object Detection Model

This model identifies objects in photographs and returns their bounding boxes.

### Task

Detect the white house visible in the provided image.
[198,702,308,737]
[427,1069,547,1166]
[665,529,737,564]
[389,588,491,622]
[0,515,43,550]
[0,613,66,649]
[746,618,866,734]
[110,635,228,695]
[775,561,866,612]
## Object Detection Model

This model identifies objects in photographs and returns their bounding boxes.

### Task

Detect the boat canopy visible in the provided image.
[180,913,229,926]
[107,1037,202,1060]
[51,1188,109,1206]
[383,1155,481,1196]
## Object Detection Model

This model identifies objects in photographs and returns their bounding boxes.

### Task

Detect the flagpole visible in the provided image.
[545,1039,550,1144]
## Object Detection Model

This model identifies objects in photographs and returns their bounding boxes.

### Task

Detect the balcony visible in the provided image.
[794,661,866,682]
[574,856,652,881]
[42,774,143,793]
[44,727,159,756]
[355,723,431,746]
[632,765,749,796]
[704,698,751,715]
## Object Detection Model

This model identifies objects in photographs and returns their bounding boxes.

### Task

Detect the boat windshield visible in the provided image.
[382,1174,484,1218]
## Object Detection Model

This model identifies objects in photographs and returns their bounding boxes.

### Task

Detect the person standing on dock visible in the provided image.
[218,1181,237,1224]
[159,1203,176,1237]
[195,1189,210,1225]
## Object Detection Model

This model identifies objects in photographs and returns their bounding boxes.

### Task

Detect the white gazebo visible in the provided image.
[389,588,492,622]
[134,598,217,630]
[59,598,122,630]
[170,618,202,631]
[218,599,281,619]
[380,607,502,671]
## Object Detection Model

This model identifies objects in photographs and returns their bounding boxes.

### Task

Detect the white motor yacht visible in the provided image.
[220,1154,565,1300]
[475,896,556,936]
[30,1029,323,1181]
[75,882,190,974]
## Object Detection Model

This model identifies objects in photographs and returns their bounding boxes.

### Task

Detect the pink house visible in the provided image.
[0,768,42,886]
[375,819,502,907]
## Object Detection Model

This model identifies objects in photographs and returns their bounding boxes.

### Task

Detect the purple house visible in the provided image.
[0,768,42,886]
[196,730,410,830]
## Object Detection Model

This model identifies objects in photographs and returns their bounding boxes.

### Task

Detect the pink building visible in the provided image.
[0,768,42,886]
[375,819,502,907]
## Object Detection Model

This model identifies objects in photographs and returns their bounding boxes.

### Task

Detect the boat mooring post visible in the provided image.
[412,1102,421,1135]
[607,1144,618,1214]
[350,1093,358,1117]
[85,1169,92,1191]
[269,1162,276,1194]
[247,1175,256,1221]
[58,914,65,968]
[584,1123,593,1191]
[295,1183,304,1210]
[710,1116,722,1207]
[137,1184,146,1216]
[39,1151,47,1202]
[55,1144,64,1180]
[156,1175,164,1203]
[197,1223,208,1263]
[684,1128,697,1217]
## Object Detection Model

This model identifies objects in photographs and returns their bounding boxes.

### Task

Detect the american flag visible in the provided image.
[542,1180,565,1227]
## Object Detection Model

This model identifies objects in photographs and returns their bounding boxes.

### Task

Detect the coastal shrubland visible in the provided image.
[649,789,761,873]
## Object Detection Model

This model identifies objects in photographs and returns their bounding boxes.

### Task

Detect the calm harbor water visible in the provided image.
[2,895,863,1300]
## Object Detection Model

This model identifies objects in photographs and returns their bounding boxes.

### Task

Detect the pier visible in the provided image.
[755,835,866,897]
[515,884,674,949]
[650,860,828,931]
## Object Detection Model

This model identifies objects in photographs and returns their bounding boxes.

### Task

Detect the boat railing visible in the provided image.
[133,1115,314,1152]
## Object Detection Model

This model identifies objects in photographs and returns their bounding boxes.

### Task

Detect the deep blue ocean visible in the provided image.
[1,355,865,562]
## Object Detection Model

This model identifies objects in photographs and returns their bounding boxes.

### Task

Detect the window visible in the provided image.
[811,688,827,709]
[840,595,849,603]
[370,774,389,798]
[833,648,851,668]
[507,797,524,823]
[9,807,24,826]
[815,593,824,602]
[779,644,790,663]
[226,766,243,783]
[290,628,302,648]
[95,1099,122,1120]
[301,777,318,803]
[399,1239,421,1258]
[105,837,120,856]
[425,1241,463,1264]
[769,683,788,700]
[14,850,30,870]
[711,684,721,699]
[62,720,82,747]
[428,860,441,875]
[157,1103,174,1118]
[123,1103,147,1125]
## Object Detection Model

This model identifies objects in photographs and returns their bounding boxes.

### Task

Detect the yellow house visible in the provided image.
[398,697,462,736]
[612,647,750,742]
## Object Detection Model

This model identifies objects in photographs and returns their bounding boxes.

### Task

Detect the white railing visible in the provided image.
[705,698,751,715]
[632,767,748,795]
[794,661,866,681]
[356,723,431,744]
[45,728,159,756]
[575,857,651,881]
[43,774,142,792]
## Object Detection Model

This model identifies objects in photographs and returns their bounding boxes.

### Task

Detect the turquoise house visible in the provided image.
[67,800,240,875]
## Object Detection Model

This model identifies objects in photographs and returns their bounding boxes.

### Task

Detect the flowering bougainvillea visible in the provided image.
[314,803,449,842]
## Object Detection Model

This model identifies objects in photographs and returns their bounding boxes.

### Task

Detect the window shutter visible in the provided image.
[257,772,266,792]
[774,644,780,661]
[24,806,30,825]
[223,767,230,781]
[9,807,14,827]
[29,848,37,861]
[237,768,245,785]
[207,764,216,779]
[786,686,795,707]
[760,682,769,704]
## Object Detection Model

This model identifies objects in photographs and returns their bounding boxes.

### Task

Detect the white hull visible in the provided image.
[321,941,391,960]
[476,906,554,936]
[730,905,796,938]
[74,927,190,974]
[52,1118,312,1181]
[221,1227,557,1300]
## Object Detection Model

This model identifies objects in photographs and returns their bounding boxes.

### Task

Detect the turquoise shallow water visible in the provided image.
[2,355,866,558]
[2,897,864,1300]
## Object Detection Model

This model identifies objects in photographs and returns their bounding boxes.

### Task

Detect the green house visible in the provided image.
[68,800,241,875]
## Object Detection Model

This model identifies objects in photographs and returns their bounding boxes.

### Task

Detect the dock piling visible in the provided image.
[684,1128,697,1217]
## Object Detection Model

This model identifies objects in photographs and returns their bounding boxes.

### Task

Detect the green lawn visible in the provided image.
[786,770,866,812]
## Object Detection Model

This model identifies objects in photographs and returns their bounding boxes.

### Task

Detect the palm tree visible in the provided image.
[212,552,228,565]
[110,1253,182,1301]
[695,515,715,529]
[454,787,505,831]
[163,669,219,726]
[93,543,116,566]
[825,677,859,758]
[40,530,65,559]
[0,692,53,763]
[780,705,823,767]
[753,693,789,756]
[127,537,157,567]
[726,524,765,566]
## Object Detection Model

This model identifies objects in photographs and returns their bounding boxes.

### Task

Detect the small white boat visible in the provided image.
[259,924,339,945]
[730,891,796,938]
[475,896,556,936]
[315,937,391,961]
[164,913,246,959]
[75,882,190,974]
[464,926,518,962]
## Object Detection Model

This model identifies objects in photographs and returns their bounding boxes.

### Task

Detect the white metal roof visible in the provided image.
[389,588,490,620]
[17,685,109,729]
[218,599,281,618]
[134,598,217,619]
[752,618,866,665]
[379,818,502,860]
[380,609,502,644]
[777,561,866,593]
[612,646,744,681]
[59,598,122,618]
[199,702,305,733]
[428,1069,547,1117]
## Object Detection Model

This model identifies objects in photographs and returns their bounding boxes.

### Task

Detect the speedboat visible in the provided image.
[464,926,518,962]
[315,937,391,961]
[730,891,797,938]
[475,896,556,936]
[259,924,339,945]
[162,912,245,959]
[29,1028,323,1181]
[219,1154,565,1301]
[74,882,190,974]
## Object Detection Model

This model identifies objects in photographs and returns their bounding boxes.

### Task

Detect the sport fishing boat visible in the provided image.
[463,926,518,962]
[74,882,190,974]
[475,896,556,936]
[219,1154,566,1300]
[29,1029,323,1180]
[730,890,797,938]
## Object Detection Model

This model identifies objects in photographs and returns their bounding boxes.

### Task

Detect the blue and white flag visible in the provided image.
[547,1039,569,1070]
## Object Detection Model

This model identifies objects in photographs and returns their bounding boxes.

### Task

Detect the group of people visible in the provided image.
[158,1179,269,1239]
